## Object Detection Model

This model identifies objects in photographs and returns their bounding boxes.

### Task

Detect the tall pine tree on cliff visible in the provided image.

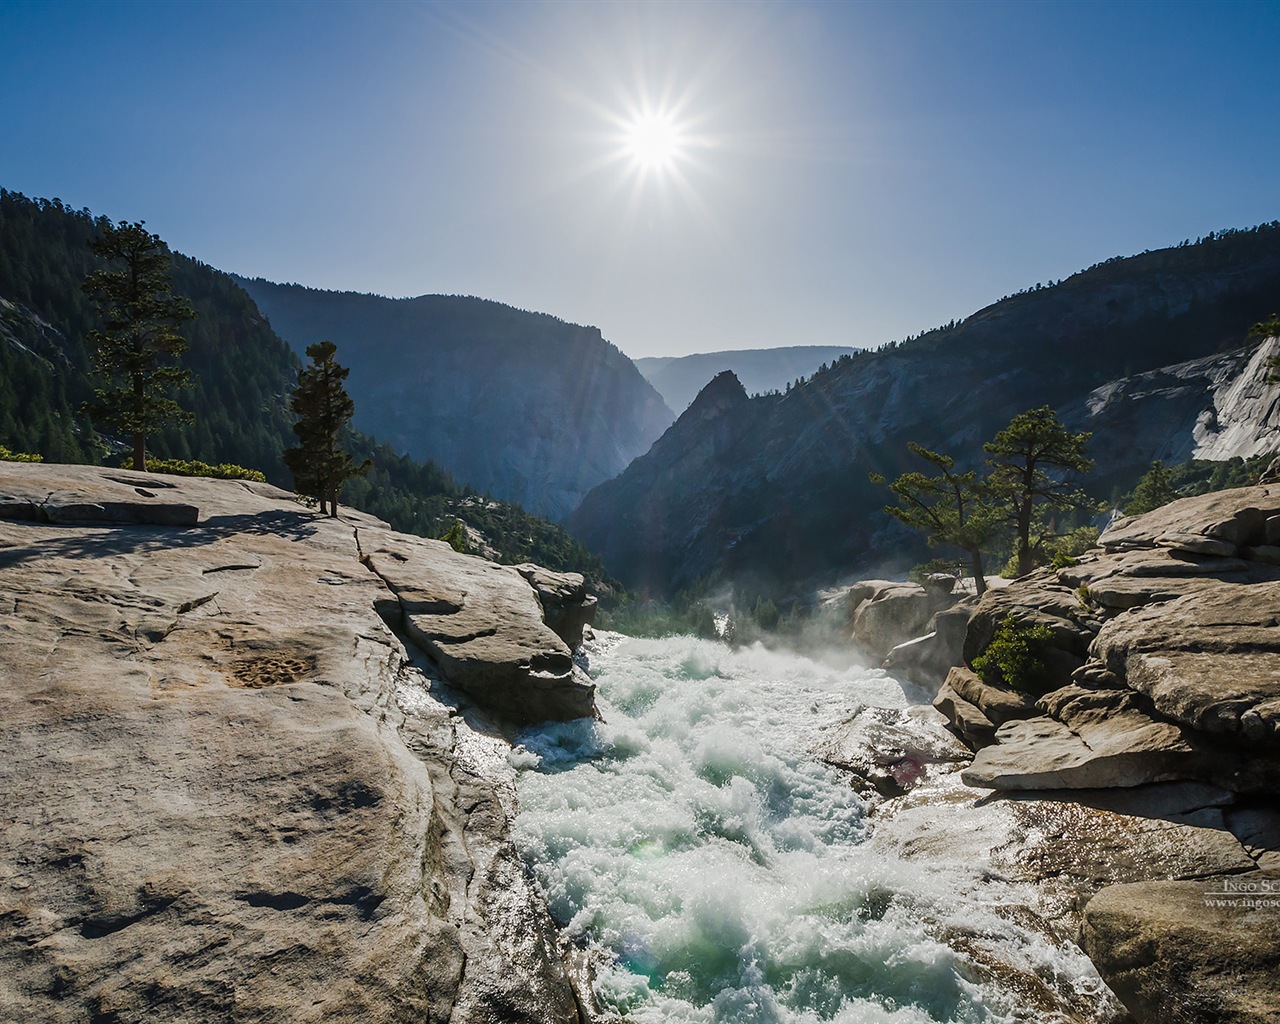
[984,407,1094,576]
[82,221,197,470]
[284,341,368,516]
[871,442,1004,596]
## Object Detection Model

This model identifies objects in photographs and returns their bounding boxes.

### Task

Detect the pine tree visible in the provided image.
[283,341,368,516]
[1249,313,1280,382]
[985,407,1094,576]
[1125,460,1178,515]
[82,221,196,469]
[871,442,1005,596]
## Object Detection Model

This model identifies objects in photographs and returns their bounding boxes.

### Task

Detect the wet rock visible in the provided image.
[993,784,1257,921]
[366,539,597,725]
[515,563,598,649]
[815,704,970,797]
[1082,873,1280,1024]
[932,679,997,746]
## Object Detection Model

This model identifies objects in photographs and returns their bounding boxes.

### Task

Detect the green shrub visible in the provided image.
[439,518,470,554]
[0,444,42,463]
[972,614,1056,692]
[136,457,266,482]
[1001,525,1100,576]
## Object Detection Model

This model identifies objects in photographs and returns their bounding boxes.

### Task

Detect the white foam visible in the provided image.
[514,633,1114,1023]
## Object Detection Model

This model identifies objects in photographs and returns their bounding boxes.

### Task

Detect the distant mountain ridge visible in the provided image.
[568,223,1280,595]
[634,345,860,414]
[238,279,674,520]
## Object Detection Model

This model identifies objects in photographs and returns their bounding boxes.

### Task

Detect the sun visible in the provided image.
[623,111,684,173]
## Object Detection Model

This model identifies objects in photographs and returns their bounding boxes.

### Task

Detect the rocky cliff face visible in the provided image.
[569,229,1280,594]
[948,484,1280,794]
[0,463,599,1023]
[1061,334,1280,485]
[238,280,673,520]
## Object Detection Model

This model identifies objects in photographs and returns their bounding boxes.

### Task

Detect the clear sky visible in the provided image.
[2,0,1278,359]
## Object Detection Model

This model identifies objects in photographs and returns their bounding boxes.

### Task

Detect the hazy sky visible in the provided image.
[2,1,1278,359]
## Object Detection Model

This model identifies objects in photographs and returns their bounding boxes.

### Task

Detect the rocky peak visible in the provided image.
[681,369,750,422]
[1062,334,1280,477]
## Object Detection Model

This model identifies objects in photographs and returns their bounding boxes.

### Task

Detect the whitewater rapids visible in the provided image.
[512,632,1117,1023]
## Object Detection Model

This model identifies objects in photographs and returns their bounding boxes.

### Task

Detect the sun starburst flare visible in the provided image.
[622,111,684,173]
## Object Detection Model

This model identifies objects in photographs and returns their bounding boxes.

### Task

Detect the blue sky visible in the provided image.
[2,0,1278,358]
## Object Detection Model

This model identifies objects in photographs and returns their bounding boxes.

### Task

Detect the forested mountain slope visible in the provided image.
[0,190,614,588]
[568,224,1280,595]
[237,279,674,520]
[0,191,297,476]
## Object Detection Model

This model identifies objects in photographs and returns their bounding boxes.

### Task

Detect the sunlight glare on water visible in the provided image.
[513,632,1103,1023]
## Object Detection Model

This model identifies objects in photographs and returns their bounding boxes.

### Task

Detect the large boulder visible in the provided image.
[931,678,997,746]
[515,563,598,649]
[961,706,1204,791]
[1092,579,1280,743]
[849,580,947,658]
[366,540,596,725]
[1082,873,1280,1024]
[0,463,589,1023]
[883,603,975,688]
[944,665,1039,726]
[1099,484,1280,552]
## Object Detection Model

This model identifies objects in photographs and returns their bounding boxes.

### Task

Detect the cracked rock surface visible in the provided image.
[0,463,590,1023]
[943,484,1280,794]
[362,536,595,726]
[906,483,1280,1024]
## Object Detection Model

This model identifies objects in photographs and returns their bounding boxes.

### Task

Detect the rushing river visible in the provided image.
[512,632,1113,1024]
